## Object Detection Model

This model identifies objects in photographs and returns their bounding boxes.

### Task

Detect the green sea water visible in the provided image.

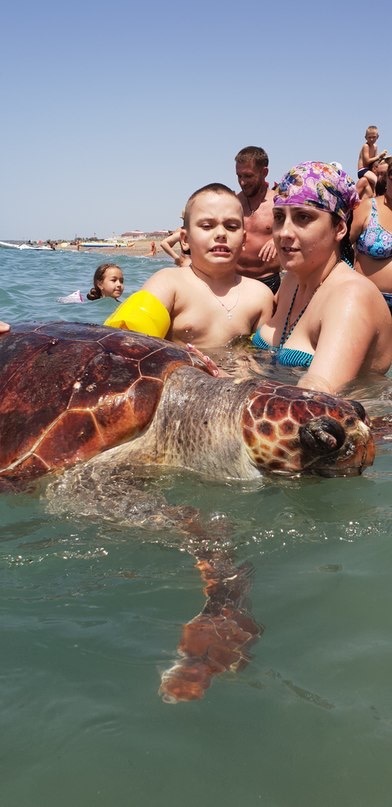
[0,248,391,807]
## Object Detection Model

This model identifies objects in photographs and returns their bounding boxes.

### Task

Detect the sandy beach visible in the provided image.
[61,236,170,259]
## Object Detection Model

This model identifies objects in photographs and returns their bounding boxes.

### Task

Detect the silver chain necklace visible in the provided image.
[211,289,240,319]
[190,264,240,319]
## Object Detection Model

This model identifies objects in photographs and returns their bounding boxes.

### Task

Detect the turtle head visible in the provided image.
[241,383,375,476]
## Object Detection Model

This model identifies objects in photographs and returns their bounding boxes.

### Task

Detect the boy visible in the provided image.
[141,183,274,349]
[357,125,388,188]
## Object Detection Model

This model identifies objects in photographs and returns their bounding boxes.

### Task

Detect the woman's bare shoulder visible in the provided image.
[327,269,388,313]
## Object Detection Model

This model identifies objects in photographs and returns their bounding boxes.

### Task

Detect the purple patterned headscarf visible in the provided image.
[273,161,359,221]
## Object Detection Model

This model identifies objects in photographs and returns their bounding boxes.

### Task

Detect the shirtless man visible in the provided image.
[141,183,273,349]
[235,145,281,293]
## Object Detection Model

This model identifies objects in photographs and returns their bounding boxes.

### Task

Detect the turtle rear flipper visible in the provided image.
[159,555,263,703]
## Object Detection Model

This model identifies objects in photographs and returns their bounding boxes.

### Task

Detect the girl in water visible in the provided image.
[86,263,124,300]
[58,263,124,304]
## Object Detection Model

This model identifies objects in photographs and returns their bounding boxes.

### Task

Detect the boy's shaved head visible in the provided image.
[183,183,240,228]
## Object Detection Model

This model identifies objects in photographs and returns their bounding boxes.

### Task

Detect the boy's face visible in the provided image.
[181,192,245,273]
[366,129,379,144]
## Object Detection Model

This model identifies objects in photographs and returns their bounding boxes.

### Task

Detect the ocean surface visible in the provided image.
[1,246,392,807]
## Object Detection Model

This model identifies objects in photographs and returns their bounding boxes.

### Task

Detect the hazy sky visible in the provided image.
[2,0,391,240]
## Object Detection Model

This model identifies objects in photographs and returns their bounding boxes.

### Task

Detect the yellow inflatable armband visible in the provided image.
[104,290,170,338]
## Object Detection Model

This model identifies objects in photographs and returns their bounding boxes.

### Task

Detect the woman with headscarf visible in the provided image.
[251,161,392,394]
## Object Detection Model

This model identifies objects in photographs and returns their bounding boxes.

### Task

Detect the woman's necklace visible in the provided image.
[279,286,310,349]
[279,258,343,349]
[191,264,240,319]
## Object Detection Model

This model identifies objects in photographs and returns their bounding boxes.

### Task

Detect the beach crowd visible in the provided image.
[3,125,392,395]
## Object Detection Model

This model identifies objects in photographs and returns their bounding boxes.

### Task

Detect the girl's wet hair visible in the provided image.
[86,263,121,300]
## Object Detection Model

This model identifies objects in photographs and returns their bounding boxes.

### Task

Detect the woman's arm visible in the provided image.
[298,281,384,394]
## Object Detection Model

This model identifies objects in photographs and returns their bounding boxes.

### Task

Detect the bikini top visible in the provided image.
[251,330,313,368]
[251,282,315,368]
[356,198,392,259]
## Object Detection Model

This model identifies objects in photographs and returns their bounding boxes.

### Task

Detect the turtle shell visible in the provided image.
[0,322,210,480]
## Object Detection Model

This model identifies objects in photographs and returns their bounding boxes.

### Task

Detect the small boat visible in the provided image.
[0,241,53,251]
[79,241,120,249]
[20,244,53,251]
[0,241,22,249]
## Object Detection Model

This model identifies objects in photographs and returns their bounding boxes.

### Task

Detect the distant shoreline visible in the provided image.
[61,236,168,258]
[0,236,172,259]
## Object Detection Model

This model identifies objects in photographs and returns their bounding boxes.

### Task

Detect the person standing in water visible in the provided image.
[251,161,392,393]
[351,157,392,312]
[140,182,273,348]
[147,241,157,257]
[235,145,281,293]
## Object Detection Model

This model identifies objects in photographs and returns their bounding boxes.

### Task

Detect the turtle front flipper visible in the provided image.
[159,556,263,703]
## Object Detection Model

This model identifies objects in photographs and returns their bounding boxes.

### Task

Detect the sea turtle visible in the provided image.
[0,322,375,484]
[0,322,376,702]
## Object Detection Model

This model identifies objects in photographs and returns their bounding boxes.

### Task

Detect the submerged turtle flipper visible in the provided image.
[159,555,263,703]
